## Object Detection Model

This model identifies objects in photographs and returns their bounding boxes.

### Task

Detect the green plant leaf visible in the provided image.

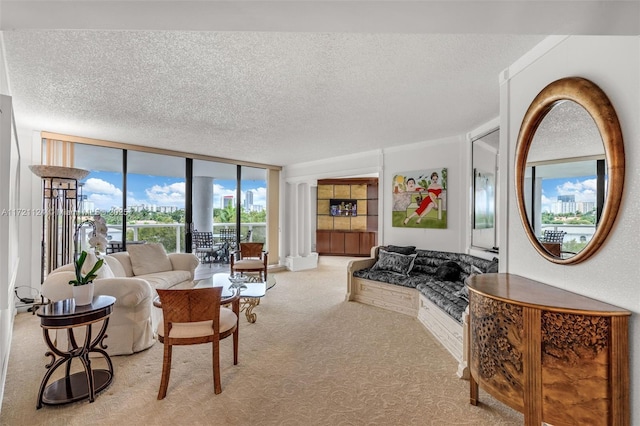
[69,250,103,286]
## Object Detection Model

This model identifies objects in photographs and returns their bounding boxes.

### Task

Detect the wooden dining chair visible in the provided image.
[155,287,240,399]
[230,242,268,281]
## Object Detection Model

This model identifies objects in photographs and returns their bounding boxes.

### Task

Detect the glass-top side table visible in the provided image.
[36,295,115,408]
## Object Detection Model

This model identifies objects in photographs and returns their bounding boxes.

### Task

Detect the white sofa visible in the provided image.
[41,243,199,355]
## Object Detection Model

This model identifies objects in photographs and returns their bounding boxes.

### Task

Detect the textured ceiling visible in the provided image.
[2,1,637,167]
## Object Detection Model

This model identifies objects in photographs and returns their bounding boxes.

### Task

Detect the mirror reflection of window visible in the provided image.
[525,158,605,258]
[471,128,499,252]
[524,100,606,259]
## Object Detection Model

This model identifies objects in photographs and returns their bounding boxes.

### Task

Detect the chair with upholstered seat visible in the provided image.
[230,242,268,281]
[155,287,240,399]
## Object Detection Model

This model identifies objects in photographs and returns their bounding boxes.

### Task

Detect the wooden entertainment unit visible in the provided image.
[316,178,378,256]
[467,273,629,426]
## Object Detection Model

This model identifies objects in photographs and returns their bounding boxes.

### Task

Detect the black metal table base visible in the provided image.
[36,297,115,409]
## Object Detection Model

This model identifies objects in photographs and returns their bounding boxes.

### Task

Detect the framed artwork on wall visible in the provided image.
[392,168,447,228]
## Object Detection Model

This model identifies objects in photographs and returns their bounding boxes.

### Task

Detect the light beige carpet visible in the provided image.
[1,256,522,425]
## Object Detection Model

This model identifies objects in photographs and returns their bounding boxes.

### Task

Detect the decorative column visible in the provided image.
[285,181,317,271]
[192,176,214,233]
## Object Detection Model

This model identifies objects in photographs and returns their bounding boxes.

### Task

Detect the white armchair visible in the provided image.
[41,244,199,356]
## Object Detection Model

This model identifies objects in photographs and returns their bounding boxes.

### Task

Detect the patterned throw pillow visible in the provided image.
[371,249,417,275]
[384,245,416,255]
[435,261,462,281]
[453,285,469,302]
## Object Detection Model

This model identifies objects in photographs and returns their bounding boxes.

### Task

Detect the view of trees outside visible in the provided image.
[73,144,268,255]
[214,204,267,242]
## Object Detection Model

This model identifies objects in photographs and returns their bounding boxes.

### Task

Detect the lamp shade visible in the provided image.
[29,165,90,180]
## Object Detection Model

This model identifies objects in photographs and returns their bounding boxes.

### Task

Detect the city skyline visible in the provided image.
[540,175,598,213]
[81,171,266,214]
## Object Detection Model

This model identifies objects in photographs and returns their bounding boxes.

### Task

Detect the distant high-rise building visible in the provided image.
[557,194,575,202]
[223,195,234,208]
[244,190,254,210]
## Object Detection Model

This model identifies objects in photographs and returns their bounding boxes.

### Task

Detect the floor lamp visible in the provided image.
[29,165,90,284]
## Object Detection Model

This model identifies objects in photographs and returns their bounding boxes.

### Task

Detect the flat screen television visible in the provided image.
[329,199,357,216]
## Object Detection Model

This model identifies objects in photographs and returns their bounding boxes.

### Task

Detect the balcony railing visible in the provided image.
[77,222,266,254]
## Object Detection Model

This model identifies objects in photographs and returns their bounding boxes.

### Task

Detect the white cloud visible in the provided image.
[556,178,597,202]
[145,182,186,206]
[83,178,122,196]
[540,194,553,212]
[82,178,123,211]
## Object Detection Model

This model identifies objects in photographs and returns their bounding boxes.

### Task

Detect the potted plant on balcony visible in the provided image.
[68,250,104,305]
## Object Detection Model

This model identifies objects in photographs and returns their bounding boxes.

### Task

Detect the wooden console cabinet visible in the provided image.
[316,230,376,256]
[467,273,629,426]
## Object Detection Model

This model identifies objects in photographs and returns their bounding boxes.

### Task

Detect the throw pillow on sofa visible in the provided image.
[128,243,173,276]
[435,261,462,281]
[453,285,469,302]
[383,245,416,255]
[371,249,417,276]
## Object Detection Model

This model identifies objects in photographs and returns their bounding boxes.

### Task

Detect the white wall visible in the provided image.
[381,135,468,253]
[503,35,640,423]
[284,134,471,255]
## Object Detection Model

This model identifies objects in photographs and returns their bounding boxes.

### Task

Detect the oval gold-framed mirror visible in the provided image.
[515,77,624,264]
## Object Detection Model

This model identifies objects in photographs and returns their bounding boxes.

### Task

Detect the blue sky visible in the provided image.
[81,171,266,212]
[540,175,597,213]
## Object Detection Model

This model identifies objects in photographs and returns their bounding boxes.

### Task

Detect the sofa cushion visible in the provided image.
[416,280,468,324]
[352,248,499,324]
[109,252,135,277]
[453,285,469,302]
[383,245,416,255]
[138,270,192,291]
[435,261,462,281]
[371,249,416,276]
[353,268,426,288]
[104,256,127,278]
[128,243,173,276]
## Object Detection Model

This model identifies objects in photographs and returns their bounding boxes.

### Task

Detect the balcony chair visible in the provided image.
[155,286,240,399]
[230,242,268,281]
[192,230,222,267]
[540,230,575,258]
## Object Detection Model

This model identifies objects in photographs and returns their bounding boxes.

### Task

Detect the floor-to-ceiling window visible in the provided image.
[240,166,267,245]
[41,132,280,262]
[126,151,187,253]
[73,144,124,252]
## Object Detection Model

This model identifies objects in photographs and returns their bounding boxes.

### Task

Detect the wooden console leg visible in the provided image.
[470,374,479,406]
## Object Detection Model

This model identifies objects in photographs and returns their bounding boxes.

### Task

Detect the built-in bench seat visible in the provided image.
[347,245,498,378]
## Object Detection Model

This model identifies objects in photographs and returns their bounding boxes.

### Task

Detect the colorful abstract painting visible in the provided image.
[392,168,448,228]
